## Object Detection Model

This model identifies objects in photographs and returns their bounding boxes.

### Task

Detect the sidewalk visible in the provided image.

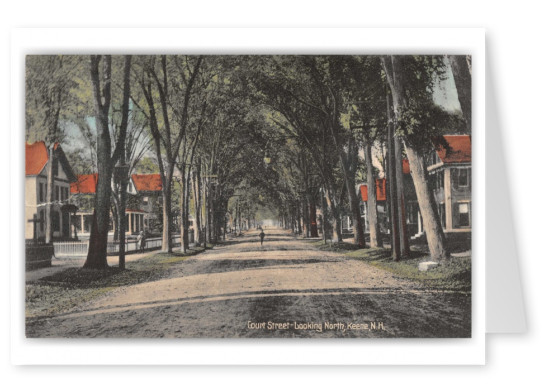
[25,244,193,283]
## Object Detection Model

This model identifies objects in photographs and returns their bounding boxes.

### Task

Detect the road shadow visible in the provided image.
[174,257,340,277]
[26,288,471,338]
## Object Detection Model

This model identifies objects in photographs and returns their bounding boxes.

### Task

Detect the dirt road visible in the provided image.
[26,228,470,338]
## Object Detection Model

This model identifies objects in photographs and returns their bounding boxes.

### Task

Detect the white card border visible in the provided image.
[10,27,485,365]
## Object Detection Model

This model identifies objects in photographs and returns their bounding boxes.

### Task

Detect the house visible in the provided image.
[358,160,417,236]
[129,173,163,233]
[358,178,389,234]
[427,134,472,233]
[25,141,77,241]
[358,134,472,240]
[70,173,162,238]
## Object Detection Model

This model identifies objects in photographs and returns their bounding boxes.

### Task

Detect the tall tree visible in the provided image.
[381,55,449,262]
[447,55,472,133]
[26,55,78,243]
[137,55,203,253]
[83,55,132,269]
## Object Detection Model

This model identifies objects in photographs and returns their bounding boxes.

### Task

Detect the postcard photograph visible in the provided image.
[24,54,472,339]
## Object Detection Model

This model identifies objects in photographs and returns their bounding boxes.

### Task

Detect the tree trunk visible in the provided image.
[365,143,382,248]
[448,55,472,133]
[202,174,207,249]
[45,144,55,244]
[84,55,131,269]
[302,199,309,237]
[382,55,449,262]
[394,137,411,257]
[161,182,172,253]
[180,169,190,252]
[404,144,449,261]
[84,56,113,269]
[387,113,401,261]
[193,168,201,244]
[118,175,128,269]
[309,195,319,238]
[325,188,342,242]
[339,150,365,248]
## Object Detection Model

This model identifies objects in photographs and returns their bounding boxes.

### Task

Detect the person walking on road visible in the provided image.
[259,229,266,246]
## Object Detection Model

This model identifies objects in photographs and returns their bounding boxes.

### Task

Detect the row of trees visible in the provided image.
[26,54,471,268]
[244,55,470,263]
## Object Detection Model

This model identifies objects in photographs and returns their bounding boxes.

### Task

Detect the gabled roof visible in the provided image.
[131,174,162,192]
[70,174,98,194]
[25,141,49,175]
[435,135,471,164]
[25,141,77,182]
[359,178,387,202]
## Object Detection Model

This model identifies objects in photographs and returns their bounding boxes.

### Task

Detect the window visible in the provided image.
[458,169,469,187]
[53,159,59,177]
[453,202,471,228]
[452,168,470,189]
[39,210,44,231]
[439,203,446,228]
[52,211,60,232]
[39,183,44,202]
[458,203,470,227]
[55,186,60,201]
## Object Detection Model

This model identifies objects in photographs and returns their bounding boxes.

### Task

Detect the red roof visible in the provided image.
[70,174,98,194]
[25,141,52,175]
[132,174,162,192]
[435,135,471,164]
[360,178,387,202]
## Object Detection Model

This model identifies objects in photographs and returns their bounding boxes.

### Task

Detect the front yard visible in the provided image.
[313,241,471,292]
[26,247,208,319]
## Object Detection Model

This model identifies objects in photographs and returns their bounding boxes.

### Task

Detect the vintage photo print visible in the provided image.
[24,54,472,339]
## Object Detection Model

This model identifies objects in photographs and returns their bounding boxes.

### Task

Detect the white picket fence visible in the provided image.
[53,234,187,258]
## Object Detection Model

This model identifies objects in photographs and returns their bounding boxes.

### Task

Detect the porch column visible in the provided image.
[364,201,368,234]
[444,168,453,231]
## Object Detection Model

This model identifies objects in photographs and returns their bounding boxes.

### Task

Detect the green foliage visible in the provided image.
[26,55,85,143]
[134,156,159,174]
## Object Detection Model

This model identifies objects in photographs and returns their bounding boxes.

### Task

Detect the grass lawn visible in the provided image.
[26,247,207,319]
[313,240,471,292]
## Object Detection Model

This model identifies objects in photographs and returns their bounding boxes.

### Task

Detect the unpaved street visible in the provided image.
[26,228,470,338]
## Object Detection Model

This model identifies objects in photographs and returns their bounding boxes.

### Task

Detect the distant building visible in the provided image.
[25,141,77,241]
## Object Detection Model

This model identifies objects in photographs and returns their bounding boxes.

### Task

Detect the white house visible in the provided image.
[25,141,77,241]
